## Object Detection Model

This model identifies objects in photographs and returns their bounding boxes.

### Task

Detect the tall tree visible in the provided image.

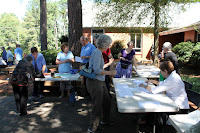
[68,0,83,58]
[40,0,47,51]
[0,13,20,47]
[95,0,195,65]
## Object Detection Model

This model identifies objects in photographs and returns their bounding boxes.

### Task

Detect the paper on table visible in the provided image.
[116,83,133,97]
[139,101,160,108]
[75,56,83,63]
[132,79,147,87]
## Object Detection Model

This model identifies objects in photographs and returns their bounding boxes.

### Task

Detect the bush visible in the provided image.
[41,49,60,65]
[172,41,194,64]
[110,40,124,59]
[191,42,200,67]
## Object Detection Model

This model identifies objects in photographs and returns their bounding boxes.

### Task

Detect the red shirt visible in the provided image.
[102,48,111,64]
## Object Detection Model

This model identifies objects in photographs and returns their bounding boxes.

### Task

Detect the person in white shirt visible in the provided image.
[139,60,189,112]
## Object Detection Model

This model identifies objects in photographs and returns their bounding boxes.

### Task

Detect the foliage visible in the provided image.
[59,35,69,44]
[172,41,194,64]
[110,41,125,59]
[41,49,60,65]
[191,42,200,67]
[181,76,200,93]
[0,13,20,47]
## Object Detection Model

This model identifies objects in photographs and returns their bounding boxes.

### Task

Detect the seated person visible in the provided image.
[139,60,189,113]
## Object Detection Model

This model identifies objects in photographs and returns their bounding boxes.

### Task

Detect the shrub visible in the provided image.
[172,41,194,64]
[191,42,200,67]
[110,40,124,59]
[41,49,60,65]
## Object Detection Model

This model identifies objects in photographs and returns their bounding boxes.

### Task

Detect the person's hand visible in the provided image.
[139,83,144,88]
[110,58,114,63]
[120,57,126,61]
[81,56,87,60]
[65,59,70,63]
[110,70,117,76]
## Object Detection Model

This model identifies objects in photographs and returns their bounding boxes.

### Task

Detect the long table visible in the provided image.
[113,78,179,132]
[35,73,81,81]
[133,65,160,78]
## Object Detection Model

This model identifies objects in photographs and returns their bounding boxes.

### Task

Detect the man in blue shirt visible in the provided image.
[30,47,47,99]
[80,36,96,100]
[1,47,7,63]
[14,44,23,64]
[80,36,96,64]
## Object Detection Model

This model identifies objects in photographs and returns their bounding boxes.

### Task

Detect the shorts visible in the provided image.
[60,81,71,91]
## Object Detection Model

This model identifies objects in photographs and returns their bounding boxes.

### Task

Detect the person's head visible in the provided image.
[16,44,20,48]
[162,42,172,53]
[80,36,89,46]
[159,59,174,78]
[61,42,69,53]
[96,35,112,51]
[127,41,134,49]
[7,47,11,50]
[31,47,38,59]
[25,55,33,63]
[1,46,5,51]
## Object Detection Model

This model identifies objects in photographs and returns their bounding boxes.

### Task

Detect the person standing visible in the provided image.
[30,47,47,99]
[56,42,75,99]
[102,48,114,95]
[86,35,116,133]
[7,47,14,66]
[80,35,96,99]
[10,55,35,116]
[1,46,7,63]
[14,44,23,65]
[162,42,180,74]
[115,41,137,78]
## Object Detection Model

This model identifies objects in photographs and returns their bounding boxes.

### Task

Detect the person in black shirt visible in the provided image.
[163,42,180,74]
[10,55,35,116]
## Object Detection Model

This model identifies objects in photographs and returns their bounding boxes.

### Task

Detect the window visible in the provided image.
[130,33,142,53]
[91,29,105,44]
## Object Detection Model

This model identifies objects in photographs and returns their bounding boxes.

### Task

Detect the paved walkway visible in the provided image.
[0,92,176,133]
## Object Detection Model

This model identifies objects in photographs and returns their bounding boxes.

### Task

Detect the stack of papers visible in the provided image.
[75,56,83,63]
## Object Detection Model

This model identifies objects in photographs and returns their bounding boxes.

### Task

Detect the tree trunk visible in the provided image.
[54,21,58,50]
[40,0,47,51]
[153,0,160,67]
[68,0,83,69]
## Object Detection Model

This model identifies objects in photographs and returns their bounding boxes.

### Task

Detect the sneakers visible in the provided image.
[59,95,64,99]
[87,128,101,133]
[39,94,44,99]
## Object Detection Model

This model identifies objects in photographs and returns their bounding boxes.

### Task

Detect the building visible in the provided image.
[82,1,200,61]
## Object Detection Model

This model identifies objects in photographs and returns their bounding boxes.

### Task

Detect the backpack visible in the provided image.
[10,60,30,85]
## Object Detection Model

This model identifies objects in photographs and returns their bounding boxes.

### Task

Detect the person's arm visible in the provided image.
[103,54,114,69]
[55,59,70,65]
[146,79,159,86]
[81,56,90,60]
[132,55,137,69]
[42,65,46,74]
[101,69,117,76]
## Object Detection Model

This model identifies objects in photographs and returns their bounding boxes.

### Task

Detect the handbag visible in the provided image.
[35,71,45,78]
[79,63,96,79]
[121,63,129,69]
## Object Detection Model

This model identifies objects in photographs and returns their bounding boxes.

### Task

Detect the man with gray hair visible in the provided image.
[80,35,96,100]
[163,42,179,74]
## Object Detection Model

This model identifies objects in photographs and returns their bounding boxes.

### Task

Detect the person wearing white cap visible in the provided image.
[162,42,180,74]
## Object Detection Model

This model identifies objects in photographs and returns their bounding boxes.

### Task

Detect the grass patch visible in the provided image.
[181,76,200,93]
